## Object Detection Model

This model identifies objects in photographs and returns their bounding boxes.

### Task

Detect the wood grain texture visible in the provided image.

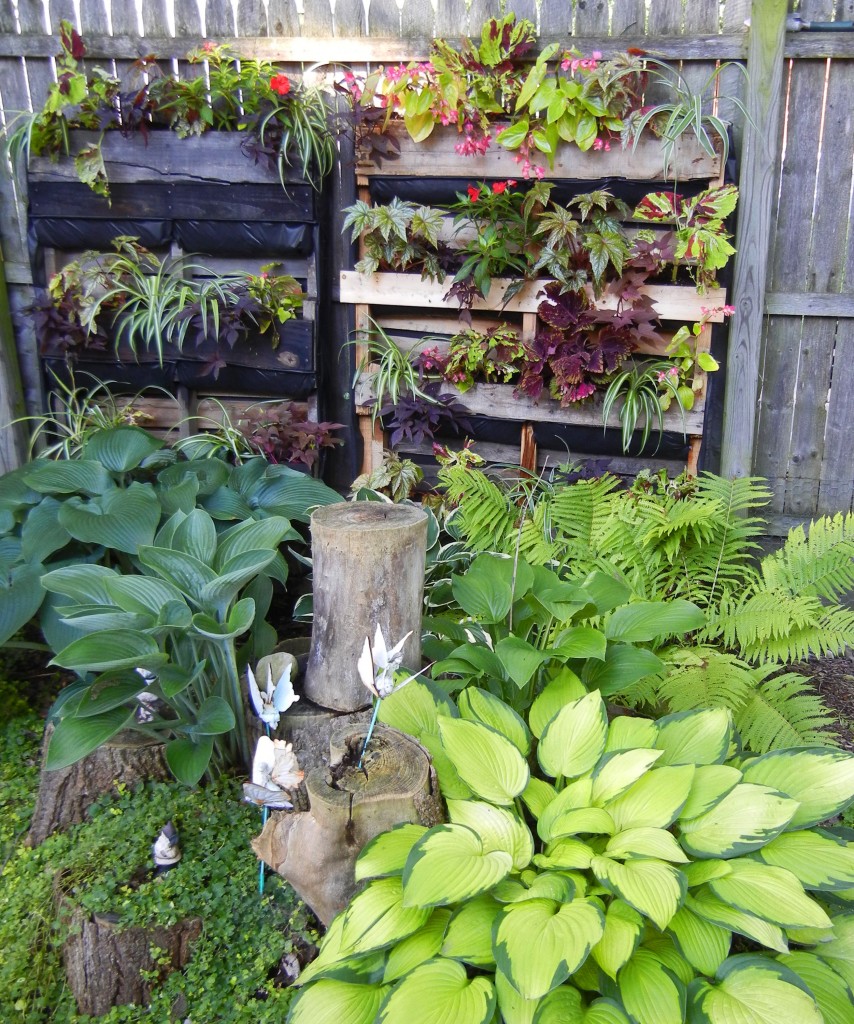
[817,319,854,513]
[720,0,788,480]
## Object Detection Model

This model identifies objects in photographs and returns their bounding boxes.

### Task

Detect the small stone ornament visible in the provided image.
[152,821,181,874]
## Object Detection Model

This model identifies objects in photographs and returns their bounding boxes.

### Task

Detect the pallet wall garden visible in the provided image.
[340,15,737,478]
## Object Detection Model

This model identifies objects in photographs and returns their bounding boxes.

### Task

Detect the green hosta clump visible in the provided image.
[289,683,854,1024]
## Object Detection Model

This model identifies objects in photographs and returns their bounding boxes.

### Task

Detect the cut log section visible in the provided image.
[253,723,443,925]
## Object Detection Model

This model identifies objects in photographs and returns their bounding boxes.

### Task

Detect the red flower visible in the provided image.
[492,181,508,194]
[270,74,291,96]
[467,186,481,202]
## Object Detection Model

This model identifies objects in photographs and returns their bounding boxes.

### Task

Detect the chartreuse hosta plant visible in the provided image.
[289,682,854,1024]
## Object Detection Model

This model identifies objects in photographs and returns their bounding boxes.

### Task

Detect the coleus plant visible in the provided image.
[288,676,854,1024]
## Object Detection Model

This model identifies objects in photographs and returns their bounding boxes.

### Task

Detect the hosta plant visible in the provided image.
[289,686,854,1024]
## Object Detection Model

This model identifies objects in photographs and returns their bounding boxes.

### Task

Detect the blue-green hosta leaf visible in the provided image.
[451,554,533,623]
[253,464,341,522]
[538,690,608,780]
[778,951,854,1024]
[605,766,695,831]
[592,749,664,806]
[708,860,831,929]
[23,458,112,495]
[137,545,217,601]
[813,913,854,989]
[342,877,431,954]
[591,900,644,980]
[172,508,218,564]
[294,915,385,988]
[756,829,854,891]
[667,906,731,976]
[20,496,70,562]
[448,799,533,871]
[690,955,823,1024]
[50,630,168,674]
[377,958,494,1024]
[198,549,277,611]
[606,716,658,752]
[214,515,296,568]
[441,894,502,966]
[45,705,136,770]
[378,678,457,740]
[356,824,428,882]
[82,426,163,472]
[494,898,605,999]
[58,607,154,634]
[606,828,689,863]
[403,824,513,907]
[618,949,685,1024]
[158,476,200,516]
[191,696,235,737]
[679,765,743,820]
[686,889,788,953]
[103,576,185,615]
[679,783,797,859]
[41,564,119,605]
[654,709,733,766]
[591,856,686,930]
[164,734,214,786]
[191,597,255,640]
[58,483,160,554]
[73,674,149,717]
[289,979,389,1024]
[159,458,229,497]
[494,968,540,1024]
[437,717,529,805]
[383,910,450,983]
[605,600,704,642]
[0,562,45,646]
[582,644,665,697]
[495,636,548,689]
[741,748,854,829]
[528,670,586,739]
[458,687,531,755]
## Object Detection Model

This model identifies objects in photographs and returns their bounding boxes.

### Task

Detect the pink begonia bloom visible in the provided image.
[593,138,611,152]
[723,304,736,316]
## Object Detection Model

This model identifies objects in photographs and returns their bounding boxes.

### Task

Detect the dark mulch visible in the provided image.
[797,651,854,751]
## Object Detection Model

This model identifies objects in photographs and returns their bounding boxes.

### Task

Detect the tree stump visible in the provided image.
[56,879,201,1018]
[28,728,169,847]
[252,723,443,925]
[304,502,428,712]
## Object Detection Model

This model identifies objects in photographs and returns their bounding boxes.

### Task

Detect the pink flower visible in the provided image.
[592,138,611,152]
[270,74,291,96]
[201,40,216,53]
[723,304,736,316]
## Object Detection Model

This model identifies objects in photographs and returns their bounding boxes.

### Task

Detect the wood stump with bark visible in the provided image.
[252,723,443,925]
[304,502,428,712]
[28,728,170,846]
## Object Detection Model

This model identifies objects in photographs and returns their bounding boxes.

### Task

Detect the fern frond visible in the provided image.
[548,475,622,553]
[518,499,562,565]
[439,466,521,552]
[735,669,840,752]
[760,512,854,601]
[588,497,670,598]
[656,650,755,713]
[727,592,854,664]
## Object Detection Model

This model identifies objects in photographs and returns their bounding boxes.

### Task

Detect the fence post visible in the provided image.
[720,0,788,479]
[0,242,28,472]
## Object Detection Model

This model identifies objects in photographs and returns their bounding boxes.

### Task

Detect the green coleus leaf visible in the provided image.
[538,690,608,780]
[378,958,494,1024]
[493,897,605,999]
[441,894,502,967]
[591,855,686,930]
[679,783,798,859]
[402,824,513,908]
[689,955,822,1024]
[437,717,529,805]
[342,877,431,954]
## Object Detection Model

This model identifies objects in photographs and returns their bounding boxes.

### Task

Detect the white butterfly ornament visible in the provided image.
[247,659,299,730]
[243,735,305,809]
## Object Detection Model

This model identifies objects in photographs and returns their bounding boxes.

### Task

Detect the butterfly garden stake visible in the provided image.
[356,625,422,769]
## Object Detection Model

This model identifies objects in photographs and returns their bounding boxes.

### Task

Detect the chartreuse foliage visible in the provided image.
[436,467,854,749]
[289,683,854,1024]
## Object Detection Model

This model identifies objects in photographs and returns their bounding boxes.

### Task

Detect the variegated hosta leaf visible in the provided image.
[543,807,616,843]
[493,897,605,999]
[382,910,450,983]
[538,690,608,780]
[494,968,540,1024]
[437,717,529,805]
[667,906,731,976]
[679,783,797,859]
[654,709,733,766]
[293,914,385,988]
[521,777,558,819]
[591,900,644,980]
[708,861,831,930]
[537,779,594,841]
[529,671,586,739]
[778,951,854,1024]
[605,766,695,831]
[289,978,389,1024]
[741,748,854,829]
[679,765,742,820]
[534,838,595,871]
[591,856,686,931]
[458,686,531,755]
[690,955,823,1024]
[447,799,534,871]
[605,716,658,752]
[756,830,854,891]
[606,828,689,863]
[378,958,495,1024]
[686,889,789,954]
[341,877,431,954]
[402,824,513,908]
[591,749,664,806]
[618,949,686,1024]
[441,895,502,967]
[355,824,427,881]
[378,678,457,740]
[682,860,733,888]
[812,913,854,989]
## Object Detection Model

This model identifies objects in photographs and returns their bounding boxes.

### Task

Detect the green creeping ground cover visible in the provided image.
[0,761,317,1023]
[290,682,854,1024]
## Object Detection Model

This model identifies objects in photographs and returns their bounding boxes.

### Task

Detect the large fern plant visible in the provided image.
[437,464,854,750]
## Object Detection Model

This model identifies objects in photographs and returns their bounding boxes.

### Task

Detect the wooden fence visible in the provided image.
[0,0,852,532]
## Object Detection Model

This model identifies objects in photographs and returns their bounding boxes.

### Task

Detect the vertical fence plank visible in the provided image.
[537,2,572,37]
[300,0,334,35]
[174,0,204,38]
[817,322,854,514]
[574,0,609,36]
[205,0,235,37]
[141,0,171,37]
[434,0,467,39]
[720,0,788,482]
[369,0,401,36]
[610,0,644,37]
[400,0,434,38]
[266,0,302,36]
[235,0,268,36]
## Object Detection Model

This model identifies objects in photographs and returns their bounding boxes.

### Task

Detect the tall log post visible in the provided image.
[304,502,427,712]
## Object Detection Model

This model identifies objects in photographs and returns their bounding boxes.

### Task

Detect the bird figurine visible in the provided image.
[152,821,181,874]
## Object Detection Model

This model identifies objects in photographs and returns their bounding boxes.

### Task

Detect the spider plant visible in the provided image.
[601,359,687,454]
[629,59,751,175]
[172,398,258,464]
[349,320,438,427]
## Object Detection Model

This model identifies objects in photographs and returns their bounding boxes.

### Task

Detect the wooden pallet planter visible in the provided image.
[345,121,727,476]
